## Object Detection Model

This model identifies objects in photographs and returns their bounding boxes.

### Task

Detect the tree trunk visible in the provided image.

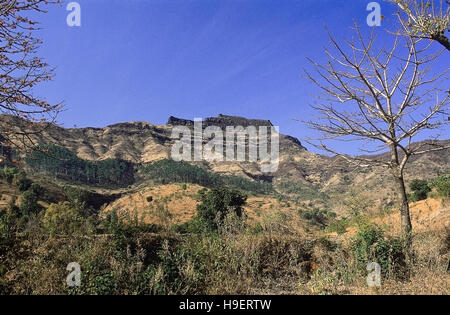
[389,144,412,236]
[393,172,412,235]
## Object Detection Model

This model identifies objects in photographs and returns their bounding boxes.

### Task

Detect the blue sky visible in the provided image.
[32,0,448,154]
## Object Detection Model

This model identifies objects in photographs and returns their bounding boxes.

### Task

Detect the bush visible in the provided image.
[352,225,408,279]
[17,176,32,192]
[409,179,431,201]
[43,202,86,235]
[299,208,336,229]
[327,219,349,235]
[19,189,41,216]
[430,174,450,198]
[1,167,18,184]
[196,188,247,233]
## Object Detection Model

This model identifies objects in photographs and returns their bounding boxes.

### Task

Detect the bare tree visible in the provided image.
[303,24,449,236]
[387,0,450,50]
[0,0,61,152]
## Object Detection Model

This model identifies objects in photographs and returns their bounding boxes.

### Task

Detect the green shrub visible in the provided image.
[299,208,336,229]
[17,176,32,192]
[327,219,349,234]
[352,225,408,279]
[149,239,207,294]
[196,187,247,233]
[1,167,18,184]
[43,202,86,235]
[409,179,431,201]
[278,181,328,200]
[62,186,110,210]
[430,174,450,198]
[19,189,41,216]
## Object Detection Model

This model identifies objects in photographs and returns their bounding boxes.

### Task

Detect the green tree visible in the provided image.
[19,189,40,216]
[196,188,247,232]
[43,202,84,235]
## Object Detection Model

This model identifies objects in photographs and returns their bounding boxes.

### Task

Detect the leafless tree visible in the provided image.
[303,24,449,236]
[0,0,62,154]
[387,0,450,50]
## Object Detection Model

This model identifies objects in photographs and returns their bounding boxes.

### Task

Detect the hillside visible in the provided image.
[1,114,449,295]
[1,113,449,217]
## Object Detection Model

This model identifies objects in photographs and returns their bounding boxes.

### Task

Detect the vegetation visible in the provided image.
[278,181,328,201]
[352,225,409,279]
[299,207,336,229]
[303,13,449,236]
[0,167,448,295]
[0,167,18,184]
[0,0,62,150]
[195,188,247,233]
[19,188,41,216]
[409,179,431,201]
[1,190,447,295]
[43,202,87,235]
[430,174,450,198]
[140,159,272,194]
[26,145,135,188]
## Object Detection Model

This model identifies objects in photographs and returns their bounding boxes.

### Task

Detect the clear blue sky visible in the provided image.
[33,0,448,154]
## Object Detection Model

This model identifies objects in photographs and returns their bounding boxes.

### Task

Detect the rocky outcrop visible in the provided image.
[168,114,273,129]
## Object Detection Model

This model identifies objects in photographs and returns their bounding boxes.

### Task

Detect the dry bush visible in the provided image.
[300,229,449,295]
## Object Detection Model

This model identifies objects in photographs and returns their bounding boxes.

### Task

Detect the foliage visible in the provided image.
[195,187,247,233]
[409,179,431,201]
[299,208,336,229]
[17,176,33,192]
[430,174,450,198]
[352,225,408,279]
[43,202,87,235]
[19,189,41,216]
[278,181,328,201]
[0,167,18,184]
[0,195,446,294]
[26,145,135,187]
[140,159,271,194]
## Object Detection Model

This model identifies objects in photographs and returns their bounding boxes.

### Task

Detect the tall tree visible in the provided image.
[0,0,61,151]
[388,0,450,50]
[303,24,449,236]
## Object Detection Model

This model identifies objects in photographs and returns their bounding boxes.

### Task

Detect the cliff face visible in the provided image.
[167,114,274,129]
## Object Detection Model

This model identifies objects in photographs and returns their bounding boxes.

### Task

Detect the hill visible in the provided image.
[1,113,449,217]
